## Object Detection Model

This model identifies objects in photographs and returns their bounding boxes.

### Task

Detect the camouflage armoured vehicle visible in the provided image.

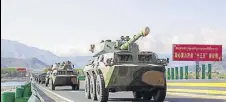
[83,27,169,102]
[38,72,47,84]
[33,73,39,83]
[48,61,80,90]
[45,66,52,87]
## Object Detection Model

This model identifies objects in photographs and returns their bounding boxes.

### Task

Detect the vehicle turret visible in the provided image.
[119,26,150,50]
[89,26,150,57]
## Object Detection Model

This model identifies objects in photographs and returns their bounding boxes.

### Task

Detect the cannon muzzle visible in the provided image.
[120,26,150,50]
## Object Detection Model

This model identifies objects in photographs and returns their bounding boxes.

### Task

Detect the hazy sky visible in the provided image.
[2,0,226,57]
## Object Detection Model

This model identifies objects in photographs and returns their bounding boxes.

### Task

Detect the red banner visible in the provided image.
[172,44,222,61]
[17,68,26,72]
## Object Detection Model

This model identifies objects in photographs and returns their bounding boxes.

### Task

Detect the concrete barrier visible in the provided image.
[2,82,31,102]
[28,82,45,102]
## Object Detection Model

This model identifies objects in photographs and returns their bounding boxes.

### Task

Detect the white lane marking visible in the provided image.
[69,91,80,93]
[36,84,74,102]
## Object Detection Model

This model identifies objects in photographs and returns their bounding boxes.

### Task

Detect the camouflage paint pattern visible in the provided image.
[84,26,168,92]
[102,64,165,91]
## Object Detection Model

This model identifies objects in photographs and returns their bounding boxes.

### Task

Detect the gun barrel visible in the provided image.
[120,26,150,50]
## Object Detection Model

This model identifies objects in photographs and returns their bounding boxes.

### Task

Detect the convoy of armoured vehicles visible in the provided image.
[83,26,169,102]
[32,26,169,102]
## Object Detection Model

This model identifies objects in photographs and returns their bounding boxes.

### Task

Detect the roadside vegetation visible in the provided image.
[165,71,226,80]
[1,68,26,77]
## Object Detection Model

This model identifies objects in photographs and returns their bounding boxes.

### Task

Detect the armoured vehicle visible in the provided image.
[33,73,39,82]
[83,26,169,102]
[45,66,52,87]
[47,61,80,90]
[38,73,47,84]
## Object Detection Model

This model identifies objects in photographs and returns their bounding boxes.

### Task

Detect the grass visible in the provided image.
[166,72,226,80]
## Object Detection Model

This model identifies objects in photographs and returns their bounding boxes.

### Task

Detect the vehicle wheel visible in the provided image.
[142,91,152,100]
[72,85,76,90]
[51,80,55,90]
[96,74,109,102]
[153,79,166,101]
[133,91,142,99]
[45,79,49,87]
[85,76,91,99]
[76,79,80,90]
[90,76,97,101]
[152,88,166,101]
[48,79,51,89]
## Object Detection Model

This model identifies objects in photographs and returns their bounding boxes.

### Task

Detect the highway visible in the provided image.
[35,81,226,102]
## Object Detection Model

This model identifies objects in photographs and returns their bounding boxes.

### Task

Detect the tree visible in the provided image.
[43,67,51,73]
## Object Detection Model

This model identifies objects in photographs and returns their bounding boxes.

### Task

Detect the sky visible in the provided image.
[1,0,226,57]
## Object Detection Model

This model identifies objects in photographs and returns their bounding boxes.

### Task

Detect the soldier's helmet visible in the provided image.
[61,62,65,66]
[66,61,71,65]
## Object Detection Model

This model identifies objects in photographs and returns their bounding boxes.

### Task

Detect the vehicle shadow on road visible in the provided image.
[108,98,156,102]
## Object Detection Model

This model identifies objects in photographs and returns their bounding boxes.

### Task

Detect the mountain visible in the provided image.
[1,39,60,65]
[1,57,48,69]
[1,39,91,68]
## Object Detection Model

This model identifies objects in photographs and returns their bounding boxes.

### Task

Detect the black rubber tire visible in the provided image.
[152,78,167,102]
[72,85,76,90]
[85,76,91,99]
[153,89,166,101]
[51,81,55,90]
[76,79,80,90]
[96,74,109,102]
[45,79,49,87]
[45,83,48,87]
[90,76,97,101]
[142,91,152,100]
[133,91,142,99]
[48,79,51,89]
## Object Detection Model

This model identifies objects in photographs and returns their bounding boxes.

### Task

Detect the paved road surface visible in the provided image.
[36,81,226,102]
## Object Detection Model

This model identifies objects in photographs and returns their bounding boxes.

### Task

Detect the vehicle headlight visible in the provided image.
[105,58,114,66]
[157,59,161,64]
[162,59,167,64]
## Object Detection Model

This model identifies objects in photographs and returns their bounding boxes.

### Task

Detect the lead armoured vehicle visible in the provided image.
[83,27,169,102]
[48,61,80,90]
